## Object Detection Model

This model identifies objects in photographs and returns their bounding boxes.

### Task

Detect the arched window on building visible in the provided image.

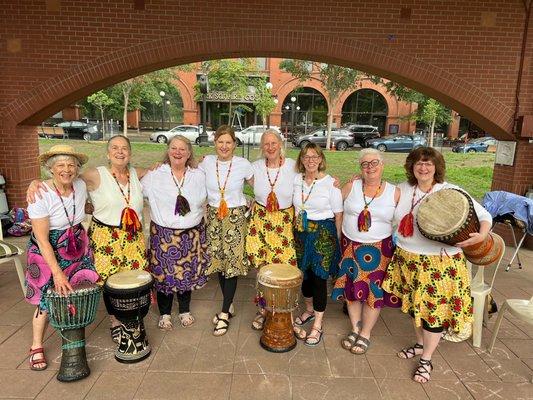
[281,87,327,135]
[341,89,388,134]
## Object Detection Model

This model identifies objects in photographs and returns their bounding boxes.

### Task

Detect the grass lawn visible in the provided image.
[39,139,495,201]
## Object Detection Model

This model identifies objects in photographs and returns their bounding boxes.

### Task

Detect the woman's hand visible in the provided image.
[26,180,47,204]
[332,175,341,189]
[456,232,487,248]
[52,271,73,296]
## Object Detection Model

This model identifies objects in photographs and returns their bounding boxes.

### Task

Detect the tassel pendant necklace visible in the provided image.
[398,184,433,237]
[357,181,382,232]
[171,168,190,216]
[296,174,317,232]
[216,157,233,220]
[265,158,282,212]
[112,170,142,234]
[53,182,81,257]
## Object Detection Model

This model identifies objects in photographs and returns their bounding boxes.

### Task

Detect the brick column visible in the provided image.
[0,124,40,207]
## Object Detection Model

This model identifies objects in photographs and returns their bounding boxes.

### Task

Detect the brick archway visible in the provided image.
[4,29,516,140]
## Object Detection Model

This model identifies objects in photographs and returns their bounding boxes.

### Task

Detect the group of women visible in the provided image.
[25,126,492,384]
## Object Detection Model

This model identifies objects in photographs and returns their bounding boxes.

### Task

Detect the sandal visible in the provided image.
[179,312,195,328]
[110,326,122,343]
[213,317,229,336]
[413,358,433,383]
[29,347,47,371]
[350,336,370,355]
[294,310,315,326]
[251,311,266,331]
[158,314,173,330]
[397,343,423,359]
[304,327,323,347]
[341,332,359,350]
[293,325,307,340]
[212,304,235,325]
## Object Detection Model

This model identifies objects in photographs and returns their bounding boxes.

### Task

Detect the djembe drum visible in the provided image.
[45,284,101,382]
[417,188,504,265]
[256,263,303,353]
[103,270,153,363]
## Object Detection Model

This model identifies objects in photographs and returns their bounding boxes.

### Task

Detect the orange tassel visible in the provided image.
[120,207,142,234]
[398,212,414,237]
[266,191,280,212]
[217,198,229,220]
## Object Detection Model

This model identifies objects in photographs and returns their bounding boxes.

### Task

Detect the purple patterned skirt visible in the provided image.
[148,221,210,295]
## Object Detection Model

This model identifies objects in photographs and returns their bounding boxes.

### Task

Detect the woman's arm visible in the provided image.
[31,218,73,295]
[394,186,401,205]
[79,167,100,192]
[334,212,343,242]
[341,181,353,201]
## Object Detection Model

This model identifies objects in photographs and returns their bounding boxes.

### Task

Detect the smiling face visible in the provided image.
[167,137,191,169]
[301,148,322,174]
[50,156,78,187]
[413,159,436,186]
[359,154,384,183]
[261,132,282,162]
[215,133,236,161]
[107,136,131,168]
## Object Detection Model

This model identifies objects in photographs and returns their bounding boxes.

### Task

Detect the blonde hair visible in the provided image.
[359,147,383,162]
[162,135,196,168]
[259,129,285,159]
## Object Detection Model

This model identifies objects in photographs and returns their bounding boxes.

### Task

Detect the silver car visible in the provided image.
[150,125,204,144]
[293,128,355,151]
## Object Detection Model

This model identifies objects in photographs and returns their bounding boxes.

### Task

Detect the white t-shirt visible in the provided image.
[199,155,253,208]
[252,158,297,209]
[142,164,207,229]
[28,179,87,230]
[293,174,343,220]
[343,180,396,242]
[394,181,493,255]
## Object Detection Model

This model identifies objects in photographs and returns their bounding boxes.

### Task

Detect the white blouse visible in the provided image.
[252,158,297,209]
[28,179,87,230]
[199,155,253,208]
[142,164,207,229]
[394,181,493,255]
[293,174,343,220]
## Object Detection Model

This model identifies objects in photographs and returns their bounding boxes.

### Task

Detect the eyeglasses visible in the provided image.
[415,161,435,168]
[303,155,321,161]
[360,159,381,169]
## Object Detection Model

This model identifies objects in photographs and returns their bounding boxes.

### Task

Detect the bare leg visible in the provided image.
[31,308,48,369]
[397,319,424,359]
[351,303,381,354]
[413,330,440,383]
[346,300,363,333]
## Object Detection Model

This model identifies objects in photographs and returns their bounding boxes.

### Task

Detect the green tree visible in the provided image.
[251,77,277,126]
[87,91,114,134]
[279,60,361,149]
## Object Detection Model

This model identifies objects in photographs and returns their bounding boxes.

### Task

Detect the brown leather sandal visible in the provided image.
[29,347,48,371]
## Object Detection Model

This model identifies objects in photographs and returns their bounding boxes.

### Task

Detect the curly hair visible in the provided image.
[404,147,446,186]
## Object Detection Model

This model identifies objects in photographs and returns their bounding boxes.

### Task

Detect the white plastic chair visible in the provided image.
[488,296,533,354]
[0,227,26,296]
[469,249,505,348]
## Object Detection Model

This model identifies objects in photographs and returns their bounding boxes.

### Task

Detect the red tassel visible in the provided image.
[120,207,142,234]
[398,212,414,237]
[266,191,280,212]
[357,207,371,232]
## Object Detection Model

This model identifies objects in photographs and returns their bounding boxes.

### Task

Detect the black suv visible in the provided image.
[345,124,380,147]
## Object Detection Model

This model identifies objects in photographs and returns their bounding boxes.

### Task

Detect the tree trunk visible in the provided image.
[325,109,334,150]
[429,116,436,147]
[100,107,106,134]
[123,92,129,137]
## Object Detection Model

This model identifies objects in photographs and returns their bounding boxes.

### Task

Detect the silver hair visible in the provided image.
[259,129,285,159]
[43,155,81,178]
[359,147,383,162]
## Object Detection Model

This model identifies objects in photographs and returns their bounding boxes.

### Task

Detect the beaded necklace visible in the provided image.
[112,170,141,234]
[296,174,318,232]
[52,182,80,256]
[265,157,282,212]
[357,180,382,232]
[171,168,190,216]
[215,157,233,220]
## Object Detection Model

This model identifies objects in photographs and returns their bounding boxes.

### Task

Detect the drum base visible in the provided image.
[260,311,296,353]
[115,320,151,363]
[57,328,90,382]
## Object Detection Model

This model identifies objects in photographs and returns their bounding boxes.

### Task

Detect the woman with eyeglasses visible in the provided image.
[292,143,342,346]
[331,148,401,355]
[382,147,492,383]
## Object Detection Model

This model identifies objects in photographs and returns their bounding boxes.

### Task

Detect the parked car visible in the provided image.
[452,136,497,153]
[293,128,355,151]
[367,134,427,152]
[54,121,102,140]
[150,125,210,144]
[234,125,281,146]
[345,124,380,147]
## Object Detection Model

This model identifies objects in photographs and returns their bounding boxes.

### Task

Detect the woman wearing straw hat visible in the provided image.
[26,144,99,371]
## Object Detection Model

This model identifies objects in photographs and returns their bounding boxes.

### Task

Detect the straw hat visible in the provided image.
[38,144,88,166]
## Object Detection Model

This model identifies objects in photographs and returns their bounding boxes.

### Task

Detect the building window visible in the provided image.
[341,89,388,134]
[281,87,327,134]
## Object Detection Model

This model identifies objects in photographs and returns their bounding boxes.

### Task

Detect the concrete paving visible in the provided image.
[0,232,532,399]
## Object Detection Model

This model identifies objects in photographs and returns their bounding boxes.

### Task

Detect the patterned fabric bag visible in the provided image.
[6,207,32,237]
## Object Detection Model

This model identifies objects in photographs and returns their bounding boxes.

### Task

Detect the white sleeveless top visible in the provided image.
[89,166,144,226]
[342,180,396,243]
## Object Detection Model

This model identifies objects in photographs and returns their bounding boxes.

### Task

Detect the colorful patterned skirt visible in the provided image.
[332,235,401,309]
[206,205,250,278]
[148,221,210,295]
[88,217,147,284]
[294,218,341,279]
[25,224,99,311]
[246,203,297,268]
[382,247,473,333]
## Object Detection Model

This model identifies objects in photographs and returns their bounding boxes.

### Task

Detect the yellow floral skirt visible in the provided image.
[382,247,473,333]
[88,218,148,284]
[246,204,297,269]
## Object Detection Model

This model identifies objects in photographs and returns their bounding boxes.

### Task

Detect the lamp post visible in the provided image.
[198,74,209,146]
[165,100,170,129]
[265,82,273,128]
[290,96,296,137]
[159,91,166,130]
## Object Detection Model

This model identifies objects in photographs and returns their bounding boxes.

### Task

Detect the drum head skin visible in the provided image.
[257,263,302,285]
[106,270,153,289]
[417,189,471,239]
